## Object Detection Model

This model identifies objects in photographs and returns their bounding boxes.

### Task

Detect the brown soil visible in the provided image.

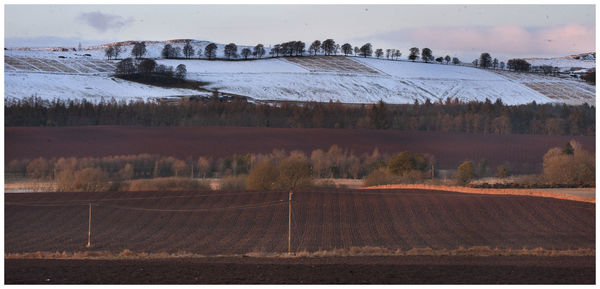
[4,126,595,172]
[5,189,595,254]
[5,256,595,284]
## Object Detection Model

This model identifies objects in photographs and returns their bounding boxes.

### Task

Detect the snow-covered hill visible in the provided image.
[524,52,596,70]
[4,40,595,105]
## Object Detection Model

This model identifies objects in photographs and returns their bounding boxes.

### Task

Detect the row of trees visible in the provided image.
[11,141,592,191]
[9,146,392,181]
[107,40,591,78]
[455,140,595,186]
[473,52,532,72]
[104,39,465,65]
[5,97,594,136]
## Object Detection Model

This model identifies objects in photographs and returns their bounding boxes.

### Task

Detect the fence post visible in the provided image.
[288,191,293,254]
[86,202,92,248]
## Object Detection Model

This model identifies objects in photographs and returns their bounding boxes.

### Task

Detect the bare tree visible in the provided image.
[479,52,492,68]
[204,43,217,60]
[253,44,265,59]
[115,58,136,75]
[224,43,238,59]
[499,61,505,70]
[113,44,122,59]
[421,48,433,63]
[183,41,195,58]
[241,47,252,59]
[341,43,353,56]
[105,46,114,60]
[409,47,420,61]
[452,57,460,65]
[293,41,306,56]
[444,55,451,64]
[271,44,281,57]
[309,40,321,55]
[162,44,174,59]
[393,50,401,60]
[386,49,391,59]
[375,48,383,58]
[359,43,372,58]
[492,58,499,69]
[138,58,157,76]
[175,64,187,80]
[354,46,360,56]
[321,39,336,55]
[131,42,147,59]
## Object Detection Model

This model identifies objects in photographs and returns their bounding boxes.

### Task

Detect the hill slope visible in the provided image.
[4,40,595,105]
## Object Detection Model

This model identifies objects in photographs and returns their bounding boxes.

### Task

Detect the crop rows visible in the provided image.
[285,56,381,74]
[5,189,595,255]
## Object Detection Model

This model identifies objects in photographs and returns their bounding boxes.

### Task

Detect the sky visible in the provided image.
[4,4,596,61]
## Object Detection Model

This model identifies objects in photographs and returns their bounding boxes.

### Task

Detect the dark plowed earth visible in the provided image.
[5,189,594,254]
[5,256,595,284]
[5,126,595,172]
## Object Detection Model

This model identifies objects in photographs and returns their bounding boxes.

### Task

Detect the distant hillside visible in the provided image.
[4,40,595,105]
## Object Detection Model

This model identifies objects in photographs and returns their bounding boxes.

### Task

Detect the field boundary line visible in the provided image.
[363,184,595,203]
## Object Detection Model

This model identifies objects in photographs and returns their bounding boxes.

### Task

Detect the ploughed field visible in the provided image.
[5,126,595,172]
[5,189,595,254]
[6,256,595,284]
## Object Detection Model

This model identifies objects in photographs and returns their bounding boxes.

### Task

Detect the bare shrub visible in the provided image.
[363,167,393,187]
[245,160,278,190]
[276,153,312,190]
[72,167,110,192]
[26,157,51,179]
[543,140,595,185]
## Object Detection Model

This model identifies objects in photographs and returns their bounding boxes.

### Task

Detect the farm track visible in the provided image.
[5,189,595,254]
[5,126,595,173]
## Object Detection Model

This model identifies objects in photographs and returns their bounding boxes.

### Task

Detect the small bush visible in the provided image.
[220,174,248,190]
[245,160,278,190]
[363,167,393,186]
[388,152,428,176]
[276,154,312,190]
[56,167,111,192]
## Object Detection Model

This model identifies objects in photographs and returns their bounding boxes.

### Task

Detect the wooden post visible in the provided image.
[86,202,92,248]
[288,191,293,254]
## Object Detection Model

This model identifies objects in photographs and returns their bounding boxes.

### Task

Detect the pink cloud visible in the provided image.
[371,24,595,58]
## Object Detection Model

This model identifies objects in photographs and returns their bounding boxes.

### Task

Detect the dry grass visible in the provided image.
[4,181,57,193]
[364,184,595,203]
[5,246,594,260]
[124,177,211,191]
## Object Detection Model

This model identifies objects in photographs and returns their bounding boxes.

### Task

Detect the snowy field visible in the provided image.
[4,40,596,105]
